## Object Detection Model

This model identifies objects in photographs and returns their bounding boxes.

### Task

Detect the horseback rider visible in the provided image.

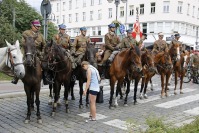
[191,50,199,83]
[169,33,185,52]
[70,27,91,66]
[117,29,137,50]
[53,24,76,69]
[11,20,52,85]
[152,32,168,53]
[98,23,120,66]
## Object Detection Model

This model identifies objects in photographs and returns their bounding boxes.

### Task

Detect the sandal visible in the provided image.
[89,118,96,121]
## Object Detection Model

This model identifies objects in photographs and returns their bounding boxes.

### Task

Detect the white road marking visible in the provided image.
[174,118,195,127]
[103,119,128,130]
[184,107,199,116]
[77,112,107,120]
[155,93,199,108]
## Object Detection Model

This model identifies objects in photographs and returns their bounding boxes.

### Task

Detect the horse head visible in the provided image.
[86,42,98,68]
[181,50,190,68]
[169,42,181,60]
[5,40,25,79]
[23,36,37,67]
[156,50,173,70]
[129,46,142,72]
[141,50,156,73]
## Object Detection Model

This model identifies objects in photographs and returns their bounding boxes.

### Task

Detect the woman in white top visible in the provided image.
[82,61,100,121]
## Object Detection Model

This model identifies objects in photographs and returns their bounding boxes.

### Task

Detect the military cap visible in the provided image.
[31,20,41,26]
[126,29,132,33]
[80,27,87,31]
[174,33,181,37]
[108,23,116,28]
[58,24,66,29]
[158,32,164,36]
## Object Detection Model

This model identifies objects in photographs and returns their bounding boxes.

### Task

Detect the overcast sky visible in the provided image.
[25,0,42,12]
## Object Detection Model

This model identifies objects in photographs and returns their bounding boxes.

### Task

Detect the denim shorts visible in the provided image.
[89,90,98,96]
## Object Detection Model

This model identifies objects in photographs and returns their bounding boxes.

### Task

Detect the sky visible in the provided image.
[25,0,42,12]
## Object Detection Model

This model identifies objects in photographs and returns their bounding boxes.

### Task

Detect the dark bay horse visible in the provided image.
[48,41,72,116]
[70,42,98,108]
[109,46,142,108]
[22,37,42,124]
[154,50,173,98]
[169,44,190,94]
[140,50,156,99]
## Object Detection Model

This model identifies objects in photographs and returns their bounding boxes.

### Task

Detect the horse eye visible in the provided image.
[13,56,16,58]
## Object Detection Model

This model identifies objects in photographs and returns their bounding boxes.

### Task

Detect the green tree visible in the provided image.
[47,21,58,41]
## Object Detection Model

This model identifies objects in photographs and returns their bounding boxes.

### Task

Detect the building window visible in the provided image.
[129,24,133,30]
[129,5,134,16]
[151,3,155,14]
[56,16,59,24]
[69,14,72,23]
[149,23,154,33]
[98,26,101,35]
[92,27,96,36]
[91,0,94,6]
[174,22,179,32]
[83,0,86,7]
[142,23,147,33]
[197,8,199,18]
[177,1,183,13]
[108,8,112,18]
[83,12,86,21]
[99,0,102,5]
[193,6,195,17]
[187,4,190,15]
[157,22,163,33]
[165,22,171,33]
[69,0,72,10]
[62,15,65,24]
[56,3,59,12]
[75,13,78,22]
[90,11,93,20]
[98,9,102,20]
[120,6,124,17]
[76,0,79,9]
[163,1,170,13]
[180,23,185,34]
[140,4,144,14]
[63,2,65,11]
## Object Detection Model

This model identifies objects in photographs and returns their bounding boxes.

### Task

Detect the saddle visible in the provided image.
[108,50,120,63]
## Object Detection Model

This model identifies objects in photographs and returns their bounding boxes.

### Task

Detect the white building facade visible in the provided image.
[50,0,199,49]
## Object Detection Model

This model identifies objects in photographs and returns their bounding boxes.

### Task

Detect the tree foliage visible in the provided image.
[0,0,57,47]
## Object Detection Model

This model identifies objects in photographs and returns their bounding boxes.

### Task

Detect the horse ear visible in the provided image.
[5,40,12,47]
[15,40,20,48]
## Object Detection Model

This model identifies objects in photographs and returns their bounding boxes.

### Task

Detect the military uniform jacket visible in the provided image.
[22,30,46,53]
[53,33,71,49]
[191,54,199,67]
[71,34,90,54]
[169,39,185,52]
[152,39,168,52]
[118,37,136,50]
[105,32,120,51]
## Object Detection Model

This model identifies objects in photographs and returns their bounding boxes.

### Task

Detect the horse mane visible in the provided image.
[53,44,65,58]
[129,46,141,57]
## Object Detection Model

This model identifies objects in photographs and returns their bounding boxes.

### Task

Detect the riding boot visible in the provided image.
[42,70,54,85]
[11,76,19,84]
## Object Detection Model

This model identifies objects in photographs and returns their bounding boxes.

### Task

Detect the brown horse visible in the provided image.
[140,50,156,99]
[48,41,72,116]
[169,44,190,94]
[108,46,142,108]
[154,49,173,98]
[22,37,42,124]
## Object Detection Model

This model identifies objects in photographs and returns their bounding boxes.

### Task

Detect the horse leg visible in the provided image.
[140,77,145,99]
[24,87,31,124]
[165,73,171,97]
[79,80,84,108]
[133,78,140,105]
[174,70,178,95]
[150,78,154,91]
[143,77,151,99]
[30,90,34,111]
[52,82,59,116]
[35,84,42,124]
[64,82,70,113]
[180,72,184,94]
[161,74,165,98]
[57,85,61,106]
[48,84,53,105]
[109,77,116,109]
[70,81,75,100]
[115,81,122,107]
[124,77,130,106]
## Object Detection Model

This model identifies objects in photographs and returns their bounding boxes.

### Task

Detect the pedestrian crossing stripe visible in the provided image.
[155,93,199,108]
[77,112,108,120]
[103,119,128,130]
[184,107,199,116]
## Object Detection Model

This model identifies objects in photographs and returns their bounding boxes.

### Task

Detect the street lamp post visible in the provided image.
[107,0,127,35]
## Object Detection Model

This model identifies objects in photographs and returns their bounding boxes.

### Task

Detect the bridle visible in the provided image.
[156,53,172,70]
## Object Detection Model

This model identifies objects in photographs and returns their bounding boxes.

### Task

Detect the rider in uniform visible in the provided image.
[98,23,120,66]
[191,50,199,83]
[152,32,168,53]
[11,20,52,85]
[169,33,185,52]
[53,24,76,69]
[70,27,91,66]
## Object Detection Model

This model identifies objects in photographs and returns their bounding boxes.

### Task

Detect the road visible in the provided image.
[0,75,198,133]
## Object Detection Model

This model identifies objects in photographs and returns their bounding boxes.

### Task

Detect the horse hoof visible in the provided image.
[144,96,148,99]
[114,104,118,108]
[37,119,43,124]
[79,105,83,109]
[124,104,128,107]
[71,97,75,100]
[134,101,138,105]
[109,106,114,110]
[86,103,89,108]
[57,103,62,106]
[151,88,154,91]
[51,112,55,117]
[48,102,52,105]
[66,109,70,113]
[24,119,30,124]
[180,91,184,94]
[31,107,34,111]
[139,96,143,99]
[174,92,177,95]
[120,96,123,100]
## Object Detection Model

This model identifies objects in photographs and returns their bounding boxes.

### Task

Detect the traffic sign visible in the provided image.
[40,0,51,17]
[119,24,125,34]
